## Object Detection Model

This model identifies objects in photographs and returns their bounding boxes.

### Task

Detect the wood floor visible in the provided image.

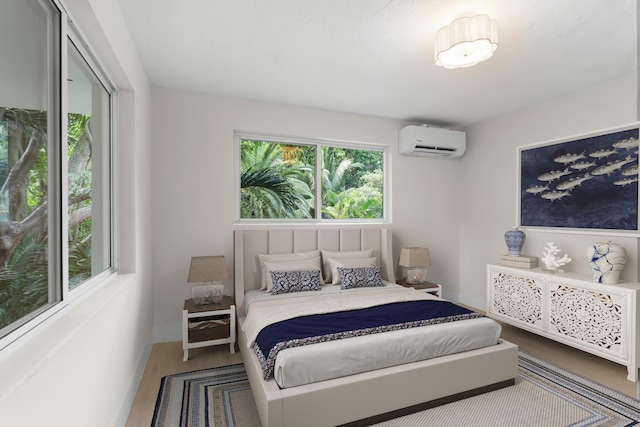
[125,323,637,426]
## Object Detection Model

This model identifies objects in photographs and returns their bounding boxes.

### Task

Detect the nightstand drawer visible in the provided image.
[188,318,231,342]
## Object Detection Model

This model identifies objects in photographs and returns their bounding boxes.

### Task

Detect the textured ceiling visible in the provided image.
[118,0,636,127]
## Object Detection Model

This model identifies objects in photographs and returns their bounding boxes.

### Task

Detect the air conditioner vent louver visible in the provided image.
[415,145,456,152]
[399,125,466,158]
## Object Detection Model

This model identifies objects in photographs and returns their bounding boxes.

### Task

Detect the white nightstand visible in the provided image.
[182,296,236,361]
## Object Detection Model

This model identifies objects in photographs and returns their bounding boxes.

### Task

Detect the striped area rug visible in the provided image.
[151,363,260,427]
[151,352,640,427]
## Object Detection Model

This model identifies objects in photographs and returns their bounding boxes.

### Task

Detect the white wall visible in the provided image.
[150,88,463,341]
[151,74,639,341]
[458,74,638,309]
[0,0,153,426]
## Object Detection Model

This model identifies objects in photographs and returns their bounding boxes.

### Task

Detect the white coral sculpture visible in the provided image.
[541,242,572,271]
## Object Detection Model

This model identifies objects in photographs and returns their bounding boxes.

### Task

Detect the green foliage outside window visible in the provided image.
[0,108,94,329]
[240,140,315,219]
[240,138,384,220]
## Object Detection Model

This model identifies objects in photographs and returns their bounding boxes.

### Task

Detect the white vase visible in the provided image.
[586,241,627,284]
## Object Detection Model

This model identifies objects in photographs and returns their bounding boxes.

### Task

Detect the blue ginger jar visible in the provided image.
[504,227,526,256]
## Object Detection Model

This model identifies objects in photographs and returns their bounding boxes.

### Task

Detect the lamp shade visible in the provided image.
[435,14,498,69]
[187,255,227,283]
[399,247,431,268]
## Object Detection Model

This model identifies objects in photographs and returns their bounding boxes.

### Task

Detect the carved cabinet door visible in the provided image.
[547,281,627,361]
[489,269,544,331]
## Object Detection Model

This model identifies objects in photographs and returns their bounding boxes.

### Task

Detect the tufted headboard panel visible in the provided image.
[233,228,395,312]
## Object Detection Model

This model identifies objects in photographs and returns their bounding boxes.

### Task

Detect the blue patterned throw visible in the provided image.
[254,300,483,379]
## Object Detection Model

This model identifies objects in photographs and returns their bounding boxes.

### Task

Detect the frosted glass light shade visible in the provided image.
[435,14,498,69]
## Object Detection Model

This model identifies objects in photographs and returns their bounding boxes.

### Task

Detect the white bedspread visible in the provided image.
[240,285,502,388]
[272,317,500,388]
[242,285,439,348]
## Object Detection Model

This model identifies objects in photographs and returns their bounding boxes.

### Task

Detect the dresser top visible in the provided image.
[488,264,640,291]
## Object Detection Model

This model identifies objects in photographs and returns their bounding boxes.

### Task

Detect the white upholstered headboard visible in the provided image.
[233,228,395,312]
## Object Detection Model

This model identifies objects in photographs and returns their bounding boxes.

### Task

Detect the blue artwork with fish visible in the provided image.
[520,127,639,231]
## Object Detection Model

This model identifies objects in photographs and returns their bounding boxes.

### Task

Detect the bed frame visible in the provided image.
[234,228,518,427]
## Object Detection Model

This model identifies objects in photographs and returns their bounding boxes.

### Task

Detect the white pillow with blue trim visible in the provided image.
[257,250,320,290]
[321,249,374,283]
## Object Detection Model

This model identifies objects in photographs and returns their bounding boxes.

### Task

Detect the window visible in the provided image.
[67,39,112,289]
[238,135,385,221]
[0,0,115,345]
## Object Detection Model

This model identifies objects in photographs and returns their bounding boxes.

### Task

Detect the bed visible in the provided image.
[234,228,518,427]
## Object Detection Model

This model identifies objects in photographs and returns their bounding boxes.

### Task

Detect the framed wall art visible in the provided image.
[518,122,640,234]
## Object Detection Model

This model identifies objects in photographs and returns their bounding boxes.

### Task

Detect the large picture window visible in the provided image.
[238,135,385,221]
[0,0,115,345]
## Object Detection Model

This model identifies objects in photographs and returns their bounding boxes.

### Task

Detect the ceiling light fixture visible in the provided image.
[435,14,498,69]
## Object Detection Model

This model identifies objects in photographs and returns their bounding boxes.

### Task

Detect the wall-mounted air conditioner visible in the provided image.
[398,125,466,158]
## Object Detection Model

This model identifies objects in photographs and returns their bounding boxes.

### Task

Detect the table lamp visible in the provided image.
[399,247,431,284]
[188,255,227,305]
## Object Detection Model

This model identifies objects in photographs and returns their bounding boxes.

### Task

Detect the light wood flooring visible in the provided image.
[125,324,637,426]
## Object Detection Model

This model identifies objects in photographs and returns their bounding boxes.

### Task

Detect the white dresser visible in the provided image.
[487,264,640,382]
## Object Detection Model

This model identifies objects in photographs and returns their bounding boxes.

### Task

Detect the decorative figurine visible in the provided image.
[541,242,571,272]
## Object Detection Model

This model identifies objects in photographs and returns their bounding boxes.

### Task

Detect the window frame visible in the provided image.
[235,132,389,224]
[65,24,117,295]
[0,0,118,351]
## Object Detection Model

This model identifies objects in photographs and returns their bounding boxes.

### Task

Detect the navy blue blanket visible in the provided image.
[254,300,483,380]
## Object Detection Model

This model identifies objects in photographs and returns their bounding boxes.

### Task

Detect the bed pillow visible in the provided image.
[327,256,378,285]
[257,250,320,290]
[338,266,384,289]
[262,257,323,293]
[320,248,374,283]
[270,269,322,295]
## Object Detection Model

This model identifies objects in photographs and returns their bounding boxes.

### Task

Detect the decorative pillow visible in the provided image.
[262,257,323,292]
[327,257,378,285]
[270,269,322,295]
[257,250,320,290]
[320,248,374,282]
[338,266,384,289]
